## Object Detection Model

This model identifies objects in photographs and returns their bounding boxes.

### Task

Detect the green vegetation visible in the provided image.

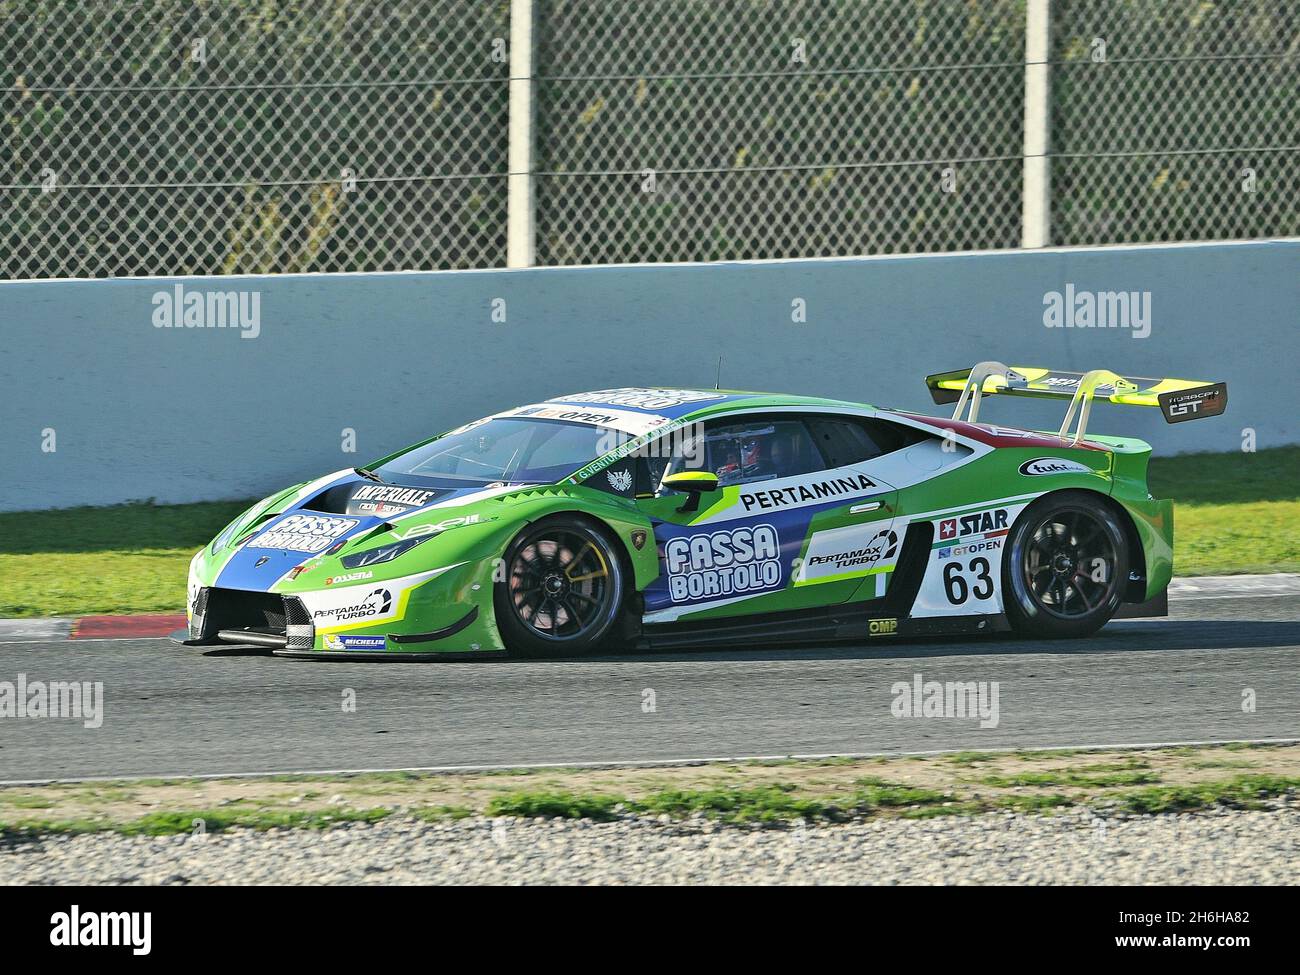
[981,770,1160,788]
[1110,776,1299,815]
[485,791,624,822]
[0,805,394,838]
[1147,446,1300,575]
[2,744,1296,836]
[0,498,251,617]
[944,751,1000,766]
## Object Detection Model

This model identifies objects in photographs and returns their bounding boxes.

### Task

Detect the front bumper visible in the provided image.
[186,556,505,655]
[188,586,314,650]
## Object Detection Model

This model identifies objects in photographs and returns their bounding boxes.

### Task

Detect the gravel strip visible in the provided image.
[3,806,1297,885]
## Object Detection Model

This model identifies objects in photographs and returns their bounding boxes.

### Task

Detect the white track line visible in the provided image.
[4,737,1298,788]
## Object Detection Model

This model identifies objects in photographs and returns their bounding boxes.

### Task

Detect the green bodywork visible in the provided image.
[187,391,1174,654]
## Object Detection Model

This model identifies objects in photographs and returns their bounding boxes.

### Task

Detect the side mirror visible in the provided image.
[662,471,720,512]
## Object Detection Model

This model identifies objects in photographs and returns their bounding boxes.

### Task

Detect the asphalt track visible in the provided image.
[2,584,1297,782]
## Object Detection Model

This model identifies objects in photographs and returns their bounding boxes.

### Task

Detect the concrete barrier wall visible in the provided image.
[2,239,1295,511]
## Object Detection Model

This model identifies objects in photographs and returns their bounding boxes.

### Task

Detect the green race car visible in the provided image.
[184,364,1226,658]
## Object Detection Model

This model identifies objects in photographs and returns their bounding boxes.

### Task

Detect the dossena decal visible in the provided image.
[665,524,782,602]
[1019,457,1092,477]
[325,570,373,585]
[741,473,877,512]
[250,515,358,553]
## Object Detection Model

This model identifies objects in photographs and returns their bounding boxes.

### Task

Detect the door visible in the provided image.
[633,413,899,625]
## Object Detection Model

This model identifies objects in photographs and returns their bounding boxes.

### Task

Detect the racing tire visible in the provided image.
[494,515,627,657]
[1003,491,1130,639]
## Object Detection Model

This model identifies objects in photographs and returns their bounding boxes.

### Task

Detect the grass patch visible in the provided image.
[982,770,1160,788]
[852,777,957,809]
[1112,775,1299,814]
[637,785,830,823]
[1147,447,1300,575]
[410,805,474,822]
[0,499,252,617]
[0,794,55,810]
[944,751,1000,766]
[993,794,1074,813]
[1,805,394,838]
[2,745,1297,836]
[1147,446,1300,506]
[897,802,984,819]
[1074,759,1151,772]
[485,791,623,822]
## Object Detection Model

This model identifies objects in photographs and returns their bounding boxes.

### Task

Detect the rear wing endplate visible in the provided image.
[926,362,1227,444]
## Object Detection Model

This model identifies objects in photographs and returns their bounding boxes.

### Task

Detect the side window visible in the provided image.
[806,416,928,466]
[663,417,825,489]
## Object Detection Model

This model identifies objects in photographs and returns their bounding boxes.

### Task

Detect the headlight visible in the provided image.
[339,514,485,569]
[339,534,432,569]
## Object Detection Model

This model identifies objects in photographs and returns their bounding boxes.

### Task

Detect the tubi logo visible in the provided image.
[50,905,151,955]
[152,284,261,338]
[1019,457,1092,477]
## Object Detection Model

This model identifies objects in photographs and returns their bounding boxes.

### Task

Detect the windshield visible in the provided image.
[374,417,615,489]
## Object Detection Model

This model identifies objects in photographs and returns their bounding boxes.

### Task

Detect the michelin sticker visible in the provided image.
[323,634,387,651]
[665,524,782,603]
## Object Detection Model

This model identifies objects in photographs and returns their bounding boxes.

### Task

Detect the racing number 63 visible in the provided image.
[943,558,994,605]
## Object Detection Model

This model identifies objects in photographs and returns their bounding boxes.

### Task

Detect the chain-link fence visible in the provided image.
[533,0,1027,264]
[1052,0,1300,246]
[0,0,510,277]
[2,0,1297,277]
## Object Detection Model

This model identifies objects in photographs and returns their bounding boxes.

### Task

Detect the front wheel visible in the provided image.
[494,515,627,657]
[1003,492,1129,639]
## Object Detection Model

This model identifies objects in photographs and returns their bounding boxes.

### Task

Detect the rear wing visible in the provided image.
[925,362,1226,443]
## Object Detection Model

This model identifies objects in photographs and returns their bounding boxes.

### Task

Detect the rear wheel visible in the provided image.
[1003,492,1129,639]
[494,515,627,657]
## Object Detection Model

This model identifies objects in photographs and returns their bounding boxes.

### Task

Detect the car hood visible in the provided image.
[206,469,532,592]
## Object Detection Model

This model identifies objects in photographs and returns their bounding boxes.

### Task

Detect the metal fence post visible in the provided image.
[1021,0,1052,248]
[506,0,537,267]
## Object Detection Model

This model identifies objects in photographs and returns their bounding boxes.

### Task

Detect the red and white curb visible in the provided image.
[0,574,1295,645]
[0,614,186,643]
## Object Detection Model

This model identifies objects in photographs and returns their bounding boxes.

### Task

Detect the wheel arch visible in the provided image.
[1006,486,1147,603]
[507,503,656,594]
